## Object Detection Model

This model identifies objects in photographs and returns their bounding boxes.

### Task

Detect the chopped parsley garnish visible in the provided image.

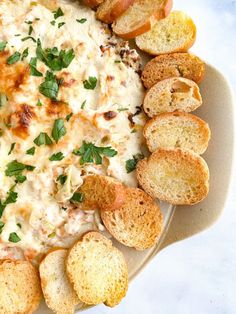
[0,221,4,234]
[48,232,56,238]
[39,71,59,100]
[114,60,121,63]
[5,160,35,177]
[49,152,64,161]
[58,22,65,28]
[57,174,67,185]
[21,36,36,43]
[8,143,16,155]
[81,100,86,109]
[7,52,21,65]
[34,132,53,146]
[66,112,73,121]
[21,47,29,60]
[29,57,43,77]
[0,41,7,52]
[15,175,27,183]
[53,7,64,19]
[17,223,22,228]
[15,34,21,37]
[83,77,97,90]
[0,190,18,218]
[36,40,75,71]
[37,99,43,107]
[76,18,87,24]
[25,20,33,25]
[26,147,35,155]
[117,107,129,112]
[9,232,21,243]
[50,20,56,26]
[125,154,144,173]
[28,25,33,35]
[70,192,84,203]
[52,119,67,143]
[73,141,117,165]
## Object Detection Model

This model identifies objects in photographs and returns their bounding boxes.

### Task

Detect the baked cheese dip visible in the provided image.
[0,0,146,263]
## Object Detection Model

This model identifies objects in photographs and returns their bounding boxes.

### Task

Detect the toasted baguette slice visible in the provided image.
[66,232,128,307]
[40,249,80,314]
[112,0,173,39]
[143,77,202,117]
[0,260,42,314]
[142,53,206,89]
[137,148,209,205]
[79,175,126,211]
[144,112,211,154]
[136,11,196,55]
[83,0,104,8]
[96,0,135,24]
[101,188,163,250]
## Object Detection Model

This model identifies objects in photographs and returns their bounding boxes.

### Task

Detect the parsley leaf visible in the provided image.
[83,77,97,90]
[9,232,21,243]
[21,47,29,60]
[26,147,35,155]
[66,112,73,121]
[36,39,75,71]
[39,72,59,100]
[58,22,65,28]
[8,143,16,155]
[34,132,53,146]
[0,41,7,52]
[0,221,4,234]
[70,192,84,203]
[53,7,64,19]
[28,25,33,35]
[50,20,56,26]
[57,174,67,185]
[37,99,43,106]
[81,100,86,109]
[49,152,64,161]
[29,57,43,77]
[76,18,87,24]
[21,36,36,43]
[52,119,66,143]
[73,142,117,165]
[15,175,27,183]
[7,52,21,65]
[125,154,144,173]
[5,160,35,177]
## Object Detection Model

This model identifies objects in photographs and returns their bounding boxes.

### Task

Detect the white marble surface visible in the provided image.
[85,1,236,314]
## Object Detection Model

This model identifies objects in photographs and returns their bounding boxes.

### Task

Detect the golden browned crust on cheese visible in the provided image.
[96,0,135,24]
[101,188,163,250]
[79,175,126,211]
[83,0,104,8]
[0,260,42,314]
[142,52,206,89]
[143,77,202,117]
[144,112,211,154]
[137,148,209,205]
[112,0,173,39]
[66,232,128,307]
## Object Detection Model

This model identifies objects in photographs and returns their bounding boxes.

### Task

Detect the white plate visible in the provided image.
[35,63,235,313]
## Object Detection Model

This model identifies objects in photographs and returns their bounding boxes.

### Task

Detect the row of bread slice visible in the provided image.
[0,175,164,314]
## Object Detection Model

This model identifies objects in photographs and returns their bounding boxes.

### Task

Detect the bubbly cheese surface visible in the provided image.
[0,0,145,261]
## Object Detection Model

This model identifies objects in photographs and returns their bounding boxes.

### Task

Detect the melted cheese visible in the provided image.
[0,0,145,261]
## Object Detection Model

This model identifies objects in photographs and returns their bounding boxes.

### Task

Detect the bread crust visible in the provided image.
[112,0,173,39]
[101,188,163,250]
[96,0,135,24]
[137,148,209,205]
[144,112,211,154]
[142,53,206,89]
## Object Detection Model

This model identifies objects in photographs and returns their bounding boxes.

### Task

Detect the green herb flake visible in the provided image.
[53,7,64,19]
[73,142,117,165]
[49,152,64,161]
[37,99,43,107]
[125,154,144,173]
[48,231,56,238]
[17,223,22,228]
[81,100,86,109]
[34,132,53,146]
[5,190,18,206]
[39,71,59,100]
[50,20,56,26]
[9,232,21,243]
[15,175,27,184]
[58,22,65,28]
[52,119,66,143]
[117,107,128,112]
[66,112,73,121]
[21,36,36,43]
[0,41,7,52]
[8,143,16,155]
[26,147,35,155]
[70,192,84,203]
[7,52,21,65]
[28,25,33,35]
[25,20,33,25]
[0,221,4,234]
[83,77,97,90]
[76,18,87,24]
[21,47,29,60]
[57,174,67,185]
[29,57,43,77]
[5,160,27,177]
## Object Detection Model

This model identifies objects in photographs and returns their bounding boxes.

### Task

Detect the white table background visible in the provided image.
[85,1,236,313]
